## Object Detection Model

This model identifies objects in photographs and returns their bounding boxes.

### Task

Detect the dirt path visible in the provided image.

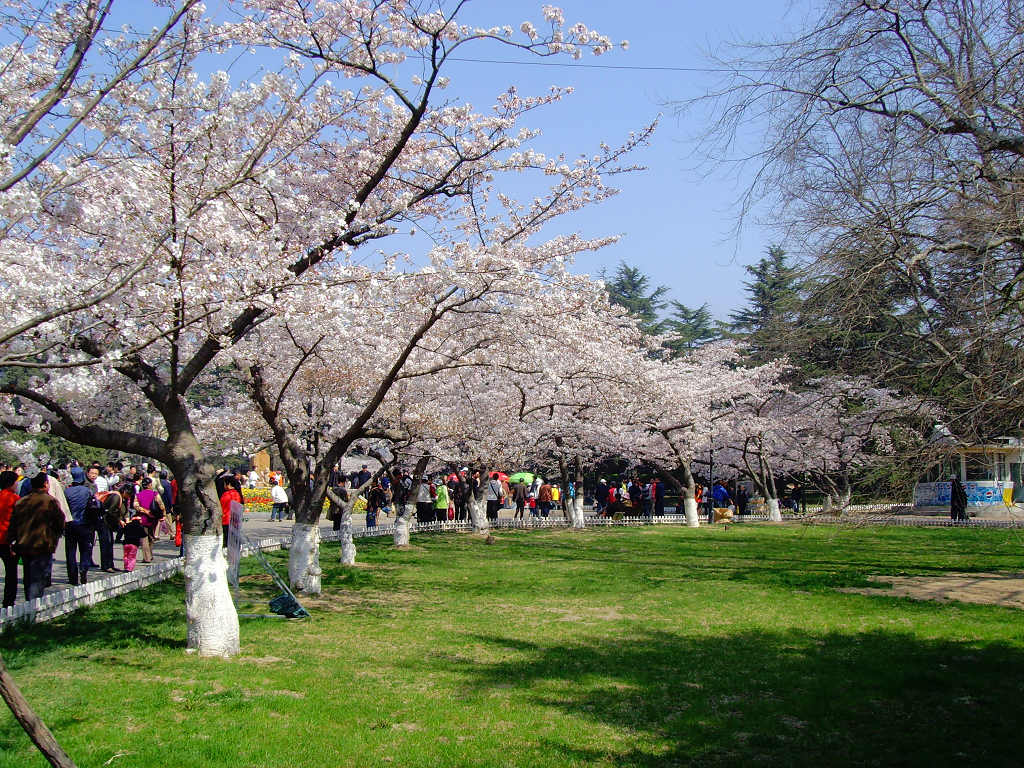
[840,572,1024,609]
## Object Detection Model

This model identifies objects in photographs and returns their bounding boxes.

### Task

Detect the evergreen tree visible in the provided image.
[663,301,719,356]
[603,262,668,335]
[728,246,800,361]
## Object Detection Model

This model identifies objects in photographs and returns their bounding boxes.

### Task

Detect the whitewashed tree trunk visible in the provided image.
[571,496,586,529]
[838,488,852,513]
[767,498,782,522]
[682,497,700,527]
[468,496,489,533]
[394,505,412,546]
[339,510,356,565]
[822,495,834,515]
[288,522,321,595]
[184,534,240,657]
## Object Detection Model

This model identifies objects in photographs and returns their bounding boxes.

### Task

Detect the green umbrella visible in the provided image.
[507,472,536,486]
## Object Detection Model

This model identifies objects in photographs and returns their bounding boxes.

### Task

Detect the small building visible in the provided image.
[914,436,1021,512]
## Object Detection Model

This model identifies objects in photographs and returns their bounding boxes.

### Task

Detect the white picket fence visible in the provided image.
[4,510,1023,628]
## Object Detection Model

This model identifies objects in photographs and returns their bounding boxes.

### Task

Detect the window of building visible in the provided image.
[964,453,994,481]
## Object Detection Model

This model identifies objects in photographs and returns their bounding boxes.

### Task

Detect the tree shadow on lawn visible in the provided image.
[0,576,186,665]
[461,628,1024,767]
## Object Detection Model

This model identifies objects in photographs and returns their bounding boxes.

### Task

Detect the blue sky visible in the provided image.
[439,1,809,320]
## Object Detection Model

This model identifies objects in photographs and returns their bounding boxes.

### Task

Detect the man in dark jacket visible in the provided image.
[63,466,97,585]
[9,473,65,600]
[950,476,969,521]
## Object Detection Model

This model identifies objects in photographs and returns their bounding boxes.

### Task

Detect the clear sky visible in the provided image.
[439,1,809,320]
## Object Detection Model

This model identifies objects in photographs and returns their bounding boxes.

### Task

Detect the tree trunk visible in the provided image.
[468,494,488,533]
[285,470,325,594]
[288,522,321,594]
[682,497,700,527]
[569,495,585,528]
[569,456,586,529]
[394,508,411,547]
[766,497,782,522]
[836,488,852,514]
[183,533,240,657]
[339,509,356,565]
[661,469,699,528]
[822,494,834,515]
[169,433,240,658]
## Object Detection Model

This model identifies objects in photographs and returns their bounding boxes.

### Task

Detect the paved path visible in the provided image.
[841,573,1024,610]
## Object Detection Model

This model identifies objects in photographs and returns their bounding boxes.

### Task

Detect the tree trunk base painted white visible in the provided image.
[288,523,322,595]
[767,498,782,522]
[571,497,585,529]
[823,495,834,515]
[394,510,410,547]
[184,534,240,658]
[683,497,700,527]
[469,497,488,534]
[339,513,356,565]
[838,490,851,514]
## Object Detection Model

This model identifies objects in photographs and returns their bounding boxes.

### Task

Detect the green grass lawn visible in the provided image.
[3,524,1024,767]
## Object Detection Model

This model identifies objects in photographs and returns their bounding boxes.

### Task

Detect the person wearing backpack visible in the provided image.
[63,466,99,585]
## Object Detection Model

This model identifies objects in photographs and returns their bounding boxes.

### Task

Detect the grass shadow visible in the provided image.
[461,627,1024,767]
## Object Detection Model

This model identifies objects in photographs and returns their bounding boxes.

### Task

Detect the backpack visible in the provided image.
[85,494,103,527]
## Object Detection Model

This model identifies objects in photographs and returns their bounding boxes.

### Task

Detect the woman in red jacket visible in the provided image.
[0,470,20,607]
[219,478,243,547]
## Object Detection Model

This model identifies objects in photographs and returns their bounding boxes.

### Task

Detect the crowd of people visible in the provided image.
[0,460,182,607]
[0,454,788,609]
[319,466,581,529]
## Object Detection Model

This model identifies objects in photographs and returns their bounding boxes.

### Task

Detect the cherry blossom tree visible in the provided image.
[0,2,629,656]
[773,378,928,513]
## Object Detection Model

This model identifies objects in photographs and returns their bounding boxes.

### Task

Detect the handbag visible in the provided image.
[448,505,455,521]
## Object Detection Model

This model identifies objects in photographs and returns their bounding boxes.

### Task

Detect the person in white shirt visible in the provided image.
[269,478,288,521]
[247,468,260,489]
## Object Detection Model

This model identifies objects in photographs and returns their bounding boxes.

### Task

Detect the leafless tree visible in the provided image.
[694,0,1024,441]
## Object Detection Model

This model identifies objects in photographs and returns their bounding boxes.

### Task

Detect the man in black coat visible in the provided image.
[950,476,969,521]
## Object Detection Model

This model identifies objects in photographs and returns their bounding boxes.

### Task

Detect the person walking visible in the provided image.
[595,478,608,516]
[88,465,117,573]
[63,466,98,585]
[8,473,65,601]
[654,478,666,516]
[327,477,349,532]
[711,480,732,523]
[0,470,20,607]
[219,477,243,547]
[269,477,289,521]
[121,515,146,572]
[486,473,504,521]
[513,479,528,520]
[950,476,969,522]
[432,478,450,524]
[537,480,553,518]
[415,476,434,523]
[134,477,165,562]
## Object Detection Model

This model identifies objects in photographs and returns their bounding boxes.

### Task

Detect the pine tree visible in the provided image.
[603,262,668,335]
[663,301,719,356]
[728,246,800,361]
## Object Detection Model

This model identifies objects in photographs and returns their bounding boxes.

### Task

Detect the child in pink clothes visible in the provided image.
[122,516,146,572]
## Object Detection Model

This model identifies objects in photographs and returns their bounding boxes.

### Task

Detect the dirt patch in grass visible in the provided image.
[839,572,1024,609]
